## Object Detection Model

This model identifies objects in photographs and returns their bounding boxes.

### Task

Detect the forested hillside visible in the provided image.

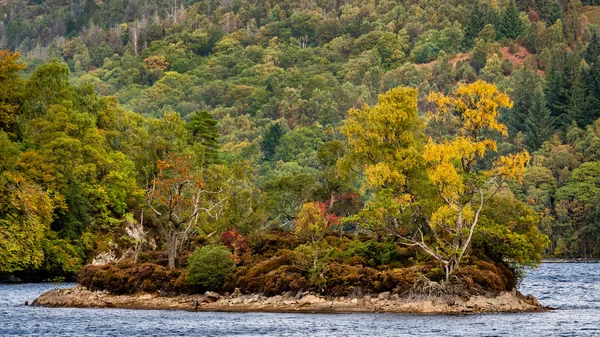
[1,0,599,286]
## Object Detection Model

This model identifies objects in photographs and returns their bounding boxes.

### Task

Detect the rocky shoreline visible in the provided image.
[543,258,600,263]
[32,285,545,314]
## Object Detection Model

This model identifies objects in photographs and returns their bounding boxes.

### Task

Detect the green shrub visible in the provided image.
[187,245,235,290]
[344,240,402,268]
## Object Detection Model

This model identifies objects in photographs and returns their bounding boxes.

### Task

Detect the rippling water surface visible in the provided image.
[1,263,599,336]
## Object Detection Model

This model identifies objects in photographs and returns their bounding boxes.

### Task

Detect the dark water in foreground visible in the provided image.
[1,263,599,336]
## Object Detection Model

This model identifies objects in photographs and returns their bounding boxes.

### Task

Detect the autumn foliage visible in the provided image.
[0,50,25,137]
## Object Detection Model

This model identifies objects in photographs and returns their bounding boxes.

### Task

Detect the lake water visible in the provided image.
[1,263,599,336]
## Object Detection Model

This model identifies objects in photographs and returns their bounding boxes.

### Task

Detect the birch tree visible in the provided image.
[146,153,226,269]
[343,82,530,282]
[124,212,146,263]
[417,81,530,281]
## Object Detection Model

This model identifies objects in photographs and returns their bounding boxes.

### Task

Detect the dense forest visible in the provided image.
[0,0,599,293]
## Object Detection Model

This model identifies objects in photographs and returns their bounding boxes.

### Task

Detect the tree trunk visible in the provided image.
[444,259,459,283]
[134,243,140,263]
[167,231,178,270]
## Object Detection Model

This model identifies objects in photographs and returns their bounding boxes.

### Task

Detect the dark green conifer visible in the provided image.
[499,0,525,40]
[584,56,600,124]
[463,2,487,49]
[261,123,284,161]
[507,65,541,136]
[584,29,600,65]
[544,46,571,129]
[535,0,563,24]
[470,39,488,73]
[524,91,554,150]
[187,110,220,165]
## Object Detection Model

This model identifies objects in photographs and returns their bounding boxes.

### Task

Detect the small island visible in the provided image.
[16,79,550,314]
[0,52,546,313]
[33,229,544,314]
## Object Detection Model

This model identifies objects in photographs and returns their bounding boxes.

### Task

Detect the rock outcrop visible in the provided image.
[32,285,546,314]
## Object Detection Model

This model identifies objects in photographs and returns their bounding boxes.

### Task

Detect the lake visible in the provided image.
[1,263,599,336]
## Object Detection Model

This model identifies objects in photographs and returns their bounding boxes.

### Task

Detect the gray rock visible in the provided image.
[204,291,220,302]
[524,294,541,307]
[378,292,390,300]
[298,294,324,305]
[244,294,261,304]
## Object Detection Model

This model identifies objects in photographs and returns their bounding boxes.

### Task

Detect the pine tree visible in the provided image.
[470,39,488,73]
[584,29,600,65]
[535,0,563,25]
[187,110,220,165]
[261,123,284,161]
[544,46,571,129]
[584,56,600,124]
[567,61,586,127]
[463,1,495,49]
[524,91,554,150]
[507,65,541,136]
[499,0,525,40]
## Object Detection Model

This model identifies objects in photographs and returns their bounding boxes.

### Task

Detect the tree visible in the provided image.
[563,0,584,44]
[544,45,585,129]
[339,86,427,246]
[260,123,285,161]
[22,60,71,117]
[295,202,338,244]
[143,55,169,82]
[344,82,533,282]
[480,53,504,82]
[584,55,600,125]
[507,65,545,137]
[555,161,600,256]
[475,194,549,269]
[535,0,563,25]
[187,110,220,165]
[584,28,600,65]
[524,91,554,150]
[294,201,339,287]
[499,0,526,40]
[0,50,26,138]
[340,86,423,194]
[0,171,53,273]
[418,81,531,281]
[146,153,227,269]
[463,2,494,48]
[470,39,488,74]
[124,212,146,263]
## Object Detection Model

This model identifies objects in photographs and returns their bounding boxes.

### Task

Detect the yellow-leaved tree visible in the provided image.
[339,86,428,240]
[419,81,530,281]
[339,86,423,192]
[342,81,533,283]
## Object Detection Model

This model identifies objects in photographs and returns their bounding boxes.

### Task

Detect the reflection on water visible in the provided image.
[1,263,599,337]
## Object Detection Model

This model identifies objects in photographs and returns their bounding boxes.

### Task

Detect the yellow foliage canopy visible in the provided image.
[341,86,423,190]
[428,80,512,138]
[426,81,529,198]
[0,50,26,137]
